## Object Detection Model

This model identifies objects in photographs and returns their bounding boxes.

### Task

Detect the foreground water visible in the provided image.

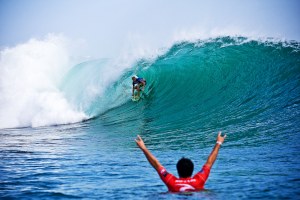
[1,37,300,199]
[1,121,299,199]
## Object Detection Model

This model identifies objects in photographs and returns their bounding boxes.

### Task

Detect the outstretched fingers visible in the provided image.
[135,135,142,142]
[135,135,146,150]
[135,135,145,145]
[218,131,227,138]
[135,135,139,143]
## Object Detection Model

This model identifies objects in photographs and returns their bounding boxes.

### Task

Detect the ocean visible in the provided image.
[0,36,300,199]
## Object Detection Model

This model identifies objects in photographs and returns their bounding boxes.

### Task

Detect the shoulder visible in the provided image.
[193,165,211,182]
[157,166,168,176]
[157,166,176,184]
[195,164,211,175]
[157,166,176,179]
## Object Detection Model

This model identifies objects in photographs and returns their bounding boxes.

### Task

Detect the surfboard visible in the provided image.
[132,95,140,102]
[132,90,143,102]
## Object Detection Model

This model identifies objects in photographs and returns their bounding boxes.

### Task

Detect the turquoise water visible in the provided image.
[1,37,300,199]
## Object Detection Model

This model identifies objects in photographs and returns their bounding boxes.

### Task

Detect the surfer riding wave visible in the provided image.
[132,75,146,98]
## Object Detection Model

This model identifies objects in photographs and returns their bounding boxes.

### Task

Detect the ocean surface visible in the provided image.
[1,37,300,199]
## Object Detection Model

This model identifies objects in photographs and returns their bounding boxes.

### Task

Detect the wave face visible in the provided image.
[98,37,300,145]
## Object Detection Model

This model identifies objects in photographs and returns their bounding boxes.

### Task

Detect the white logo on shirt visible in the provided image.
[177,184,195,192]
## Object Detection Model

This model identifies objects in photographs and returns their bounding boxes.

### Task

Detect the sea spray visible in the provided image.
[0,35,87,128]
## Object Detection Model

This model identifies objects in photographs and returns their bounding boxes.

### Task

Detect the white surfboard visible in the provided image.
[132,95,140,102]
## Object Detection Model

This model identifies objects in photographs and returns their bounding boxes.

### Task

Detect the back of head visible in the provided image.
[176,157,194,178]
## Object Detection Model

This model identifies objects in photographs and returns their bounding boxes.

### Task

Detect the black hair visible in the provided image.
[176,157,194,178]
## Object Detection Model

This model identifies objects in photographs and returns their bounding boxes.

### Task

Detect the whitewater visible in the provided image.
[0,35,300,199]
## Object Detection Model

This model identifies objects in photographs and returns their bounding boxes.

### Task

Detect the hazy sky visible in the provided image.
[0,0,299,57]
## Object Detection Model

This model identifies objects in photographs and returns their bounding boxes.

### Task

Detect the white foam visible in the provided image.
[170,26,291,45]
[0,35,87,129]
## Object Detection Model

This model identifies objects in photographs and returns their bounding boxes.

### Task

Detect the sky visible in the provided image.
[0,0,299,57]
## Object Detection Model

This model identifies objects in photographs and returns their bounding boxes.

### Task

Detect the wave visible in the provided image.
[1,36,299,131]
[97,37,300,142]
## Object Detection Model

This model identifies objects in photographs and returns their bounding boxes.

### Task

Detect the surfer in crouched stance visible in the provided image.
[132,75,146,98]
[135,132,226,192]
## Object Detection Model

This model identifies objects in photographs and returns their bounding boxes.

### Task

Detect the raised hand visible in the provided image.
[135,135,147,150]
[216,131,226,144]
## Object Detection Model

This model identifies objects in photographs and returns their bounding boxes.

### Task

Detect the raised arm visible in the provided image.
[135,135,162,171]
[205,131,226,168]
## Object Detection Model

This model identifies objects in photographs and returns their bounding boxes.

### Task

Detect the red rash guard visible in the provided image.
[157,165,211,192]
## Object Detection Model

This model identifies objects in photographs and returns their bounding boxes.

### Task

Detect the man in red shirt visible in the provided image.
[135,132,226,192]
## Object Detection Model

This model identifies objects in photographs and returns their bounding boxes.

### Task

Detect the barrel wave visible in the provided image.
[88,37,300,147]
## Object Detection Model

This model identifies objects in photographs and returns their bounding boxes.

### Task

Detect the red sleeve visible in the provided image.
[157,166,175,185]
[193,164,211,183]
